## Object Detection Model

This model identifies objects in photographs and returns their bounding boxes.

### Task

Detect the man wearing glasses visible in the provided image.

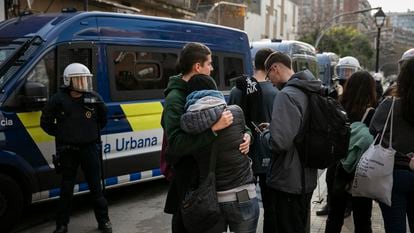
[260,52,319,233]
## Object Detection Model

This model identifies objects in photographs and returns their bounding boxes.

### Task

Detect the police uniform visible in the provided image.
[41,88,110,232]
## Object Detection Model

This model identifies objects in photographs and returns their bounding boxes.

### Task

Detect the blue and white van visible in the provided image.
[0,10,253,231]
[250,39,319,79]
[317,52,339,88]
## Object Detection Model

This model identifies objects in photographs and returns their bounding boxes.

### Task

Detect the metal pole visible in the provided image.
[314,7,380,49]
[84,0,88,11]
[375,26,381,72]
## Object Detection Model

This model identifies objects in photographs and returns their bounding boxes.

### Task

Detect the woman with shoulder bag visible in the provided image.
[369,57,414,233]
[325,71,377,233]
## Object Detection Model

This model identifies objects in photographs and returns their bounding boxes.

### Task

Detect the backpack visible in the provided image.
[160,131,175,181]
[288,83,351,169]
[232,75,271,173]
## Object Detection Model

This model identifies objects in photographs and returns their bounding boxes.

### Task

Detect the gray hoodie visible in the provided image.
[263,70,320,194]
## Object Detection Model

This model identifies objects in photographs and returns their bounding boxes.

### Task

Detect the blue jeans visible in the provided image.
[379,169,414,233]
[208,197,260,233]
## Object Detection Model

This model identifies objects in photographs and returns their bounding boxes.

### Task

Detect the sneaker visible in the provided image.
[98,221,112,233]
[316,204,329,216]
[53,225,68,233]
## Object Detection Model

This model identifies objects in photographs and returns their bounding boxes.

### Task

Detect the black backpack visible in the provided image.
[288,83,351,169]
[232,75,271,173]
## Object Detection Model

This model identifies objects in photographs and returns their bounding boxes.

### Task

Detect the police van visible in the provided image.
[0,10,252,231]
[317,52,339,88]
[250,39,319,79]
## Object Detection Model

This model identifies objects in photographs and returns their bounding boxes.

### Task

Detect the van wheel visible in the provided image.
[0,174,23,232]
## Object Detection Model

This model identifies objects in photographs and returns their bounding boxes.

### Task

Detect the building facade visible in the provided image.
[296,0,373,37]
[245,0,299,41]
[2,0,198,20]
[379,11,414,75]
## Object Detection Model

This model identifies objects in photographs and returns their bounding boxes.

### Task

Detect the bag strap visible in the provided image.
[379,97,395,148]
[208,141,218,173]
[361,107,375,123]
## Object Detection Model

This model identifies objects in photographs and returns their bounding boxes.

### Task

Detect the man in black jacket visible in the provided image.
[228,48,278,233]
[41,63,111,233]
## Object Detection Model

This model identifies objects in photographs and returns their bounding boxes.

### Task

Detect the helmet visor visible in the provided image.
[336,66,358,80]
[71,75,93,92]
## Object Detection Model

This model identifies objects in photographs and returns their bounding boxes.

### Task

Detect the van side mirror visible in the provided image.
[21,81,47,110]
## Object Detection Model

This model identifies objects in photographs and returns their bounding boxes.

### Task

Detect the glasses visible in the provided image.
[265,65,277,80]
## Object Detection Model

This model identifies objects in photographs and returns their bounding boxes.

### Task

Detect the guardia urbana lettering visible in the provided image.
[103,136,158,154]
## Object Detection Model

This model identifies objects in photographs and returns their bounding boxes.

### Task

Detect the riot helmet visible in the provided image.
[398,48,414,67]
[63,63,93,92]
[335,56,360,82]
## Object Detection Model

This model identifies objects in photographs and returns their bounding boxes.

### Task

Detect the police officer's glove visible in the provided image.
[52,154,62,174]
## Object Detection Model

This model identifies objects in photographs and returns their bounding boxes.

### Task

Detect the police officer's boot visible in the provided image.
[53,225,68,233]
[98,220,112,233]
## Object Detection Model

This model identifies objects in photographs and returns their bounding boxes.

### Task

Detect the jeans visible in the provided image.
[379,169,414,233]
[56,144,109,227]
[208,197,259,233]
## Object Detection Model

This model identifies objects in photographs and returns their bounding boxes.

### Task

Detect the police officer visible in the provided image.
[335,56,361,91]
[316,56,361,217]
[41,63,112,233]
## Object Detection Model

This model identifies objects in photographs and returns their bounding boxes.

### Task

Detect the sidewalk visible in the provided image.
[256,170,387,233]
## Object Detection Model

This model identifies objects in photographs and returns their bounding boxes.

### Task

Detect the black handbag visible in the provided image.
[181,142,221,233]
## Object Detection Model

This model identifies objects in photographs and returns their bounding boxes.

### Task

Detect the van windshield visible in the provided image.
[0,47,14,65]
[0,36,43,88]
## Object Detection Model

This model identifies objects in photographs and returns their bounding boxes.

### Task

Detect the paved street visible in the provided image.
[12,171,402,233]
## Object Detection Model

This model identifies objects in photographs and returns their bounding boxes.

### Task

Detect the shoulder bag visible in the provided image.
[351,97,395,206]
[180,142,221,233]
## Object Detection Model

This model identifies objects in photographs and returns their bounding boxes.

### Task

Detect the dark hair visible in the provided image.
[264,51,292,71]
[188,74,217,93]
[178,42,211,75]
[397,57,414,125]
[255,48,274,71]
[340,71,377,122]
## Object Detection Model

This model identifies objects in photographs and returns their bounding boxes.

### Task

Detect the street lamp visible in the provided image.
[205,1,247,23]
[374,8,386,72]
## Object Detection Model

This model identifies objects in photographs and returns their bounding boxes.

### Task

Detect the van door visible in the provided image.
[104,45,179,182]
[3,48,58,199]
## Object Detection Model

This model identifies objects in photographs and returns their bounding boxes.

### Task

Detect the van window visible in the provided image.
[57,45,95,90]
[108,47,178,101]
[3,49,56,111]
[223,57,244,86]
[112,51,165,91]
[292,58,319,79]
[26,50,56,97]
[211,55,220,86]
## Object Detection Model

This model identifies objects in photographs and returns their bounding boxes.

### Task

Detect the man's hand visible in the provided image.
[239,133,251,155]
[211,110,233,132]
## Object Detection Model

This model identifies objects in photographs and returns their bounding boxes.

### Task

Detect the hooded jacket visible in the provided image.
[161,74,217,214]
[162,75,217,164]
[341,122,374,173]
[181,89,254,191]
[181,90,227,134]
[263,70,319,194]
